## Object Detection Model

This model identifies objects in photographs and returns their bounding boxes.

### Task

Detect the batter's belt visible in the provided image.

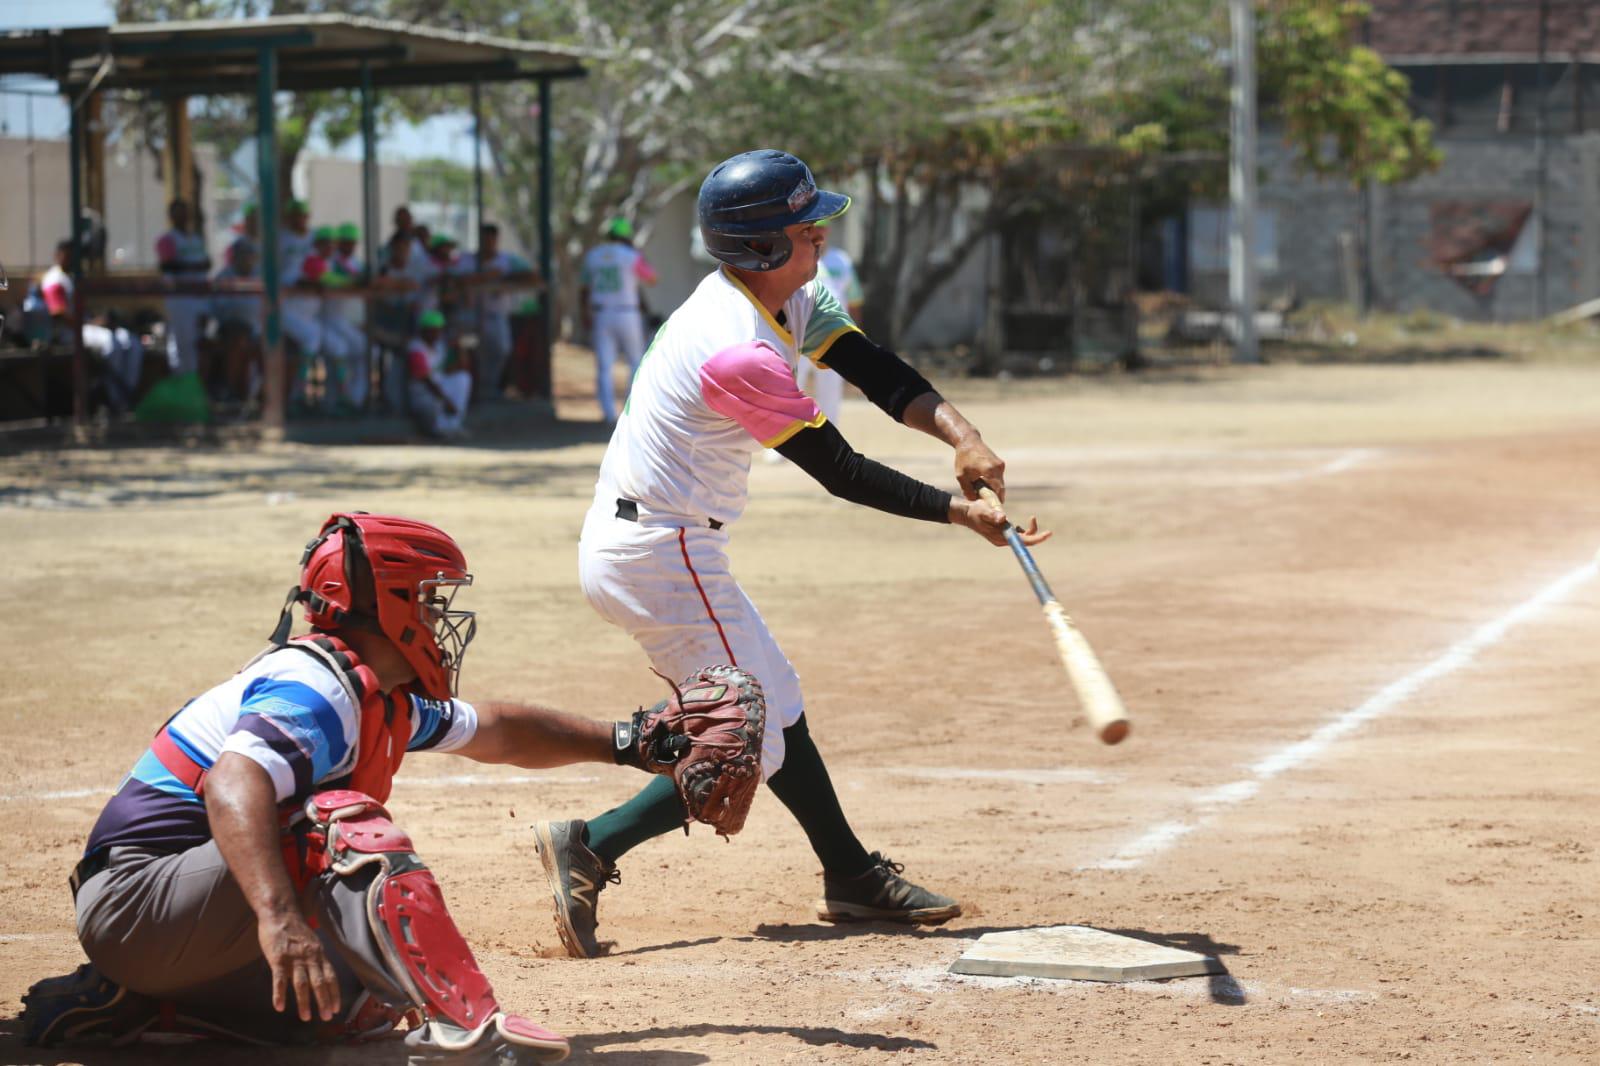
[616,497,723,531]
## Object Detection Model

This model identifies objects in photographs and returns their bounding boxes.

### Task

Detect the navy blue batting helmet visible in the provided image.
[697,149,850,271]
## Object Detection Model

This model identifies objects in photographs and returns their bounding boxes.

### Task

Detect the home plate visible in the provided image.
[949,925,1224,982]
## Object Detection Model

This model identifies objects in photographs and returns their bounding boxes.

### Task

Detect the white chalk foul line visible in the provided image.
[1087,551,1600,871]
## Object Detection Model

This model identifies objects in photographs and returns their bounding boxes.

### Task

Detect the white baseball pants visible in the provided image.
[161,296,206,375]
[407,371,471,436]
[281,297,324,358]
[591,307,645,422]
[578,502,802,779]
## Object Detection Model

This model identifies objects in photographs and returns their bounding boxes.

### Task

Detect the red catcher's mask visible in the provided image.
[285,513,476,699]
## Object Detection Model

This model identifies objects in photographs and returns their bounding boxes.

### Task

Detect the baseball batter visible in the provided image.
[535,149,1048,959]
[579,217,659,422]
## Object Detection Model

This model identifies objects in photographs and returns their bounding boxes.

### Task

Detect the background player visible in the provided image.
[534,149,1047,959]
[20,512,715,1061]
[579,217,659,423]
[154,198,210,376]
[794,219,863,426]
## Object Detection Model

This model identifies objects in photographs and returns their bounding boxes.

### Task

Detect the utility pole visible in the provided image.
[1229,0,1261,363]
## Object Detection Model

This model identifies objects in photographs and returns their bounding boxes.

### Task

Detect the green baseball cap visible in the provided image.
[242,202,257,217]
[287,199,309,215]
[429,233,456,249]
[313,225,336,242]
[606,216,634,240]
[419,309,446,329]
[336,222,359,241]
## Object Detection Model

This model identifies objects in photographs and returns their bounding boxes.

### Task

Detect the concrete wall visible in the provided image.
[0,136,220,274]
[295,155,411,248]
[1190,129,1600,321]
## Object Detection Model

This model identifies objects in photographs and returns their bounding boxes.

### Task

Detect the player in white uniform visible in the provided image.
[797,222,864,424]
[534,150,1048,958]
[579,217,659,422]
[154,199,211,376]
[453,222,536,402]
[277,200,326,397]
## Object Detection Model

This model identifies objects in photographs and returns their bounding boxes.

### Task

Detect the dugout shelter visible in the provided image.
[0,15,585,429]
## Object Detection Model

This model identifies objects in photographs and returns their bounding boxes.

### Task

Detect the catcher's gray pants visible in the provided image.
[74,842,361,1042]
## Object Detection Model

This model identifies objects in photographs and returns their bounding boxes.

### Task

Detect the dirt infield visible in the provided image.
[2,357,1598,1064]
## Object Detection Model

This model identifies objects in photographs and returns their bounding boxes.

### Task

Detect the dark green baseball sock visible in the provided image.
[766,714,873,876]
[582,774,686,864]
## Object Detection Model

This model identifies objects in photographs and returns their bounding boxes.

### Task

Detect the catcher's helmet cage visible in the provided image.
[287,513,476,699]
[697,149,850,272]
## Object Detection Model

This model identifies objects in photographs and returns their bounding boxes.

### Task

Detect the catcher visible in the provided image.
[21,512,762,1062]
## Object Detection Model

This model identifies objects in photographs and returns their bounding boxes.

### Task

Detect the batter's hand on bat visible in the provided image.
[952,497,1051,547]
[954,437,1006,501]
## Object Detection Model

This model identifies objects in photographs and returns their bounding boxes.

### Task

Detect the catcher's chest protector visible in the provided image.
[286,634,413,804]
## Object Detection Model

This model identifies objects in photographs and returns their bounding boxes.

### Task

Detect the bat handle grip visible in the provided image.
[974,483,1007,525]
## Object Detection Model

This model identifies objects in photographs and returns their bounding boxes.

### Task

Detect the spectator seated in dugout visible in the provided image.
[22,238,145,414]
[406,308,471,441]
[209,238,265,406]
[371,232,424,411]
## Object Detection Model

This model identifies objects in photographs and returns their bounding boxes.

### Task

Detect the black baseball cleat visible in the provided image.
[816,852,963,924]
[21,963,157,1047]
[533,819,619,959]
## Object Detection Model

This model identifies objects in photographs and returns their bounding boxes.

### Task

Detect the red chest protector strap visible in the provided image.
[281,633,412,805]
[148,633,412,805]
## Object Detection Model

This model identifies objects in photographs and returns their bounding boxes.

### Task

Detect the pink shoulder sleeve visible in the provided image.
[155,233,178,262]
[632,254,659,285]
[699,341,825,448]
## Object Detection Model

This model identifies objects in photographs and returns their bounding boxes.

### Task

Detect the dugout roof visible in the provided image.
[0,14,586,93]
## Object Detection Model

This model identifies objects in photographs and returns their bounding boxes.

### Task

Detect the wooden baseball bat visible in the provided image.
[977,484,1130,745]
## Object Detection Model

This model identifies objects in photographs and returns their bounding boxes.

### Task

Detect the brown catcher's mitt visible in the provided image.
[612,665,766,837]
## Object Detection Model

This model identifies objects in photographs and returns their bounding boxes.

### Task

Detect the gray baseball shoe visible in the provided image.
[816,852,962,924]
[533,819,619,959]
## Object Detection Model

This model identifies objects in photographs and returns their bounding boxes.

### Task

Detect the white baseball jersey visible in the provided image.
[592,266,859,527]
[581,243,658,311]
[453,249,532,318]
[155,228,210,282]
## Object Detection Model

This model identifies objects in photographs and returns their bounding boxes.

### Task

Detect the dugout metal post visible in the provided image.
[257,44,284,433]
[1534,0,1549,319]
[1228,0,1260,364]
[538,75,554,354]
[360,60,379,414]
[472,79,485,258]
[68,96,86,426]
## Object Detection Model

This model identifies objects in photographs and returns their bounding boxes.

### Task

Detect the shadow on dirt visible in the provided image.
[746,921,1017,943]
[1103,928,1246,1006]
[570,1022,935,1057]
[0,453,601,509]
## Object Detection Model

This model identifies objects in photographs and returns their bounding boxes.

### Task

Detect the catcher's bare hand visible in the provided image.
[954,437,1006,502]
[952,496,1051,548]
[260,911,341,1022]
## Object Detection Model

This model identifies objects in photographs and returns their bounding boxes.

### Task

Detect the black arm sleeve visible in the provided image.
[817,331,936,423]
[774,420,951,523]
